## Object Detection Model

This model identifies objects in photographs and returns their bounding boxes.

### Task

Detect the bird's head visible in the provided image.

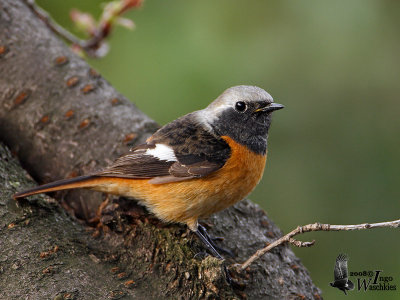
[198,85,284,154]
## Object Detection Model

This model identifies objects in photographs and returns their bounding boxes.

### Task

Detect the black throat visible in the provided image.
[211,107,271,155]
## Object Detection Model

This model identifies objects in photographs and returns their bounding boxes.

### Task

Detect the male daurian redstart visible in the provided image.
[14,85,283,260]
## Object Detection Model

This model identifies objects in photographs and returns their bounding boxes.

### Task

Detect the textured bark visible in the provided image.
[0,0,158,220]
[0,1,322,299]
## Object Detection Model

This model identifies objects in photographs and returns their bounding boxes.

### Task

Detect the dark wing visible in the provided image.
[334,254,349,281]
[98,146,174,178]
[98,113,231,183]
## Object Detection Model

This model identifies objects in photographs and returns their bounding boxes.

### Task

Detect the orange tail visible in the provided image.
[13,175,102,199]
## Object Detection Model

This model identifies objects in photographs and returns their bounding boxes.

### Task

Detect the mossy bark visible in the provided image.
[0,1,321,299]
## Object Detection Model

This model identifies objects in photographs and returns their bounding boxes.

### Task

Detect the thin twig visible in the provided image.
[240,219,400,271]
[25,0,85,47]
[24,0,142,57]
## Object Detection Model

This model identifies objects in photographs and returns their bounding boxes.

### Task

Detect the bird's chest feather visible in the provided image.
[192,136,267,215]
[99,136,267,225]
[152,136,267,221]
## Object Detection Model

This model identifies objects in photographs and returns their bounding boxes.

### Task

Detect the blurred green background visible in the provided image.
[37,0,400,298]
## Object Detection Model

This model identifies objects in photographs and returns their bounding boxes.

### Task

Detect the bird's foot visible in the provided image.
[194,224,237,284]
[197,224,235,258]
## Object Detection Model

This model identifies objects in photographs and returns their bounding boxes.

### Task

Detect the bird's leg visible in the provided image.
[194,226,234,283]
[195,226,224,260]
[195,228,233,284]
[197,224,235,258]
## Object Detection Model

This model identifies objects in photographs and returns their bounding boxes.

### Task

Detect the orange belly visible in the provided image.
[93,136,267,230]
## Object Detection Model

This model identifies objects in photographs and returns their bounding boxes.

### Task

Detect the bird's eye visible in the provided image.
[235,101,247,112]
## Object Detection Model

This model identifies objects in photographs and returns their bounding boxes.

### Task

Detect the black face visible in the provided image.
[211,100,282,155]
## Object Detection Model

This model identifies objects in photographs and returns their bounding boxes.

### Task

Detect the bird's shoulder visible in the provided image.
[97,112,232,182]
[148,112,231,165]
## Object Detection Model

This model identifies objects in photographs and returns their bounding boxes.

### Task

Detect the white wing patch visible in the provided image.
[146,144,177,162]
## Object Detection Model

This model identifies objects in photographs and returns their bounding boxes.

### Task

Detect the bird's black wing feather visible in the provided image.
[98,114,231,182]
[97,147,174,178]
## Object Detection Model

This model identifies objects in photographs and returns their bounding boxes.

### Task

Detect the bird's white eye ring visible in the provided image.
[235,101,247,112]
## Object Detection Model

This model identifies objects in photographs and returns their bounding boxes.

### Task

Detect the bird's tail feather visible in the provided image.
[13,175,101,199]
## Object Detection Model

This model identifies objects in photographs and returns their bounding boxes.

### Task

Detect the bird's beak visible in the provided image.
[255,102,284,113]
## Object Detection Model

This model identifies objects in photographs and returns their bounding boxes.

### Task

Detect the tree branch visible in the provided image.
[240,219,400,270]
[0,0,322,297]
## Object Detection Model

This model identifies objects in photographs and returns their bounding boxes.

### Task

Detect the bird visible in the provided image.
[330,254,354,295]
[14,85,284,260]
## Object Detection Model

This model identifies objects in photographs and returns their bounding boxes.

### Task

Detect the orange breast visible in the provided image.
[94,136,267,230]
